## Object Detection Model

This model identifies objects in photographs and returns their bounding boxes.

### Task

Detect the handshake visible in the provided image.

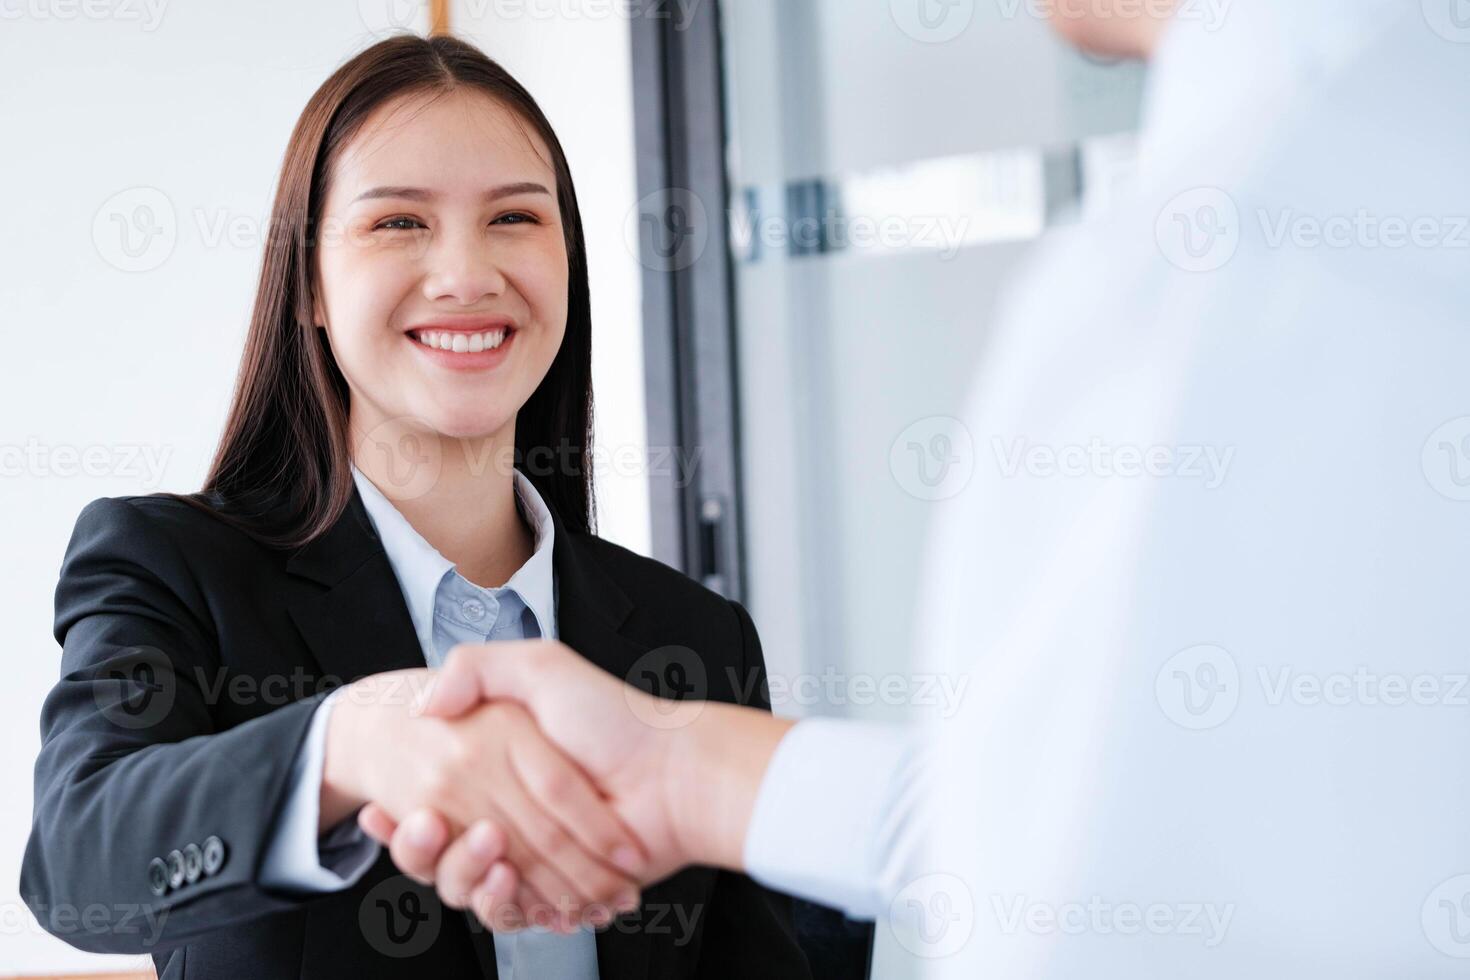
[319,641,792,933]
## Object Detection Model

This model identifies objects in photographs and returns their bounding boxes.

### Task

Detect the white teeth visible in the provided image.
[413,328,509,352]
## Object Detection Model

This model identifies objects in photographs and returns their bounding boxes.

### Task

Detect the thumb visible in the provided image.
[417,641,541,718]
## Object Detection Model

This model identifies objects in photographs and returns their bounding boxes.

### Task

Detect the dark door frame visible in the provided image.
[628,0,745,601]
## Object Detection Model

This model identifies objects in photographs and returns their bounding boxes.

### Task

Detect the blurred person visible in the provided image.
[367,1,1470,976]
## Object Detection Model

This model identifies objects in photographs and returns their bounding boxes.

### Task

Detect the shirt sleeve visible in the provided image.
[259,688,381,891]
[741,717,924,920]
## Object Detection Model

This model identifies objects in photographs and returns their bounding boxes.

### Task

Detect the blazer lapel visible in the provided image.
[283,484,427,685]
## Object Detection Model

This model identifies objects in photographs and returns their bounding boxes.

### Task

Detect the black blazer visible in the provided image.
[22,483,812,980]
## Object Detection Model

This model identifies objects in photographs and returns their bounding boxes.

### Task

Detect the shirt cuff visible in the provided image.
[259,688,381,892]
[742,717,915,920]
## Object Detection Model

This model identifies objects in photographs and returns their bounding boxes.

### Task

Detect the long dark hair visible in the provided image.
[170,33,595,549]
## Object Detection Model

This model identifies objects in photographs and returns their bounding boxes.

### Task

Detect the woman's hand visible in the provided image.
[320,669,648,930]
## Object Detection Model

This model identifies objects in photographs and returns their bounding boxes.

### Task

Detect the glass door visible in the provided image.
[716,4,1145,976]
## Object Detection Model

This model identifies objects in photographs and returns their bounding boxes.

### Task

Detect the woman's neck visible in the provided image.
[351,418,534,589]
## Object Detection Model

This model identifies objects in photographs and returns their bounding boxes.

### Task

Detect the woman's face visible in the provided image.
[314,88,569,445]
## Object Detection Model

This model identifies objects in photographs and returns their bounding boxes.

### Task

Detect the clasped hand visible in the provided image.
[322,641,711,933]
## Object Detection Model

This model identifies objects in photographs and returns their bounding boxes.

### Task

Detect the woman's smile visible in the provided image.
[404,318,520,372]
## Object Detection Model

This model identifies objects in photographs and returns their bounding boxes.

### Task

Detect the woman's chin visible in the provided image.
[420,408,517,443]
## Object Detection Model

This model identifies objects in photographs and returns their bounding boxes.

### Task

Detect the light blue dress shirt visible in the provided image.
[261,463,598,980]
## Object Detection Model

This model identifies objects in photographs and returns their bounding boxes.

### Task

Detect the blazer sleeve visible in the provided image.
[21,496,333,954]
[693,599,813,978]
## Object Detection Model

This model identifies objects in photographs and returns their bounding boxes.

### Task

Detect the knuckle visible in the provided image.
[593,825,625,856]
[442,731,477,772]
[534,765,576,807]
[422,763,457,804]
[529,821,573,861]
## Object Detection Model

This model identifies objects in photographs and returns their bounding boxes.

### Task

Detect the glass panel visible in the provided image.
[717,8,1144,969]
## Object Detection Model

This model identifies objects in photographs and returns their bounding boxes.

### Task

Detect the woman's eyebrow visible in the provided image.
[350,182,552,204]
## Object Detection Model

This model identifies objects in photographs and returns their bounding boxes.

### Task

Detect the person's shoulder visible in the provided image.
[67,490,292,569]
[567,530,724,601]
[564,530,749,632]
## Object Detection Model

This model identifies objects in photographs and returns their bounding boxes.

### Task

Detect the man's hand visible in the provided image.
[320,668,648,931]
[357,641,795,929]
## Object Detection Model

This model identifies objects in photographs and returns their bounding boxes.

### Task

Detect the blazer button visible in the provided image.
[202,835,227,876]
[182,843,204,883]
[166,850,186,890]
[147,857,169,897]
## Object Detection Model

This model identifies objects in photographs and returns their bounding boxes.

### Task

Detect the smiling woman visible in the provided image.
[22,32,810,980]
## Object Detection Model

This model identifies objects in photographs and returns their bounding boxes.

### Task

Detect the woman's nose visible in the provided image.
[421,235,509,305]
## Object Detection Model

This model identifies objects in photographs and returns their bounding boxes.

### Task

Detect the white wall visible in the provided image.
[0,3,644,973]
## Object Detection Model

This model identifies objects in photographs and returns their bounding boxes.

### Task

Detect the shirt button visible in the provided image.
[461,598,486,622]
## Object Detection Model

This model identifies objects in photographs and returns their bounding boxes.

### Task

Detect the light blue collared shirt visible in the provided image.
[261,463,597,980]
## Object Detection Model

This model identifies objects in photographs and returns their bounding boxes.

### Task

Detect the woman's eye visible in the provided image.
[493,212,537,226]
[376,216,425,231]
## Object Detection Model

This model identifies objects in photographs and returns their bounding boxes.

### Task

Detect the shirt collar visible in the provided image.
[1138,0,1404,181]
[349,462,558,648]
